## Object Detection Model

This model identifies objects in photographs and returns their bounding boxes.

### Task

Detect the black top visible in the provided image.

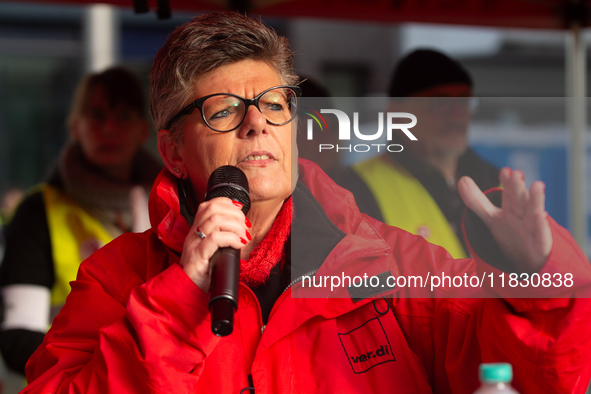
[0,171,62,374]
[0,173,60,289]
[251,181,345,325]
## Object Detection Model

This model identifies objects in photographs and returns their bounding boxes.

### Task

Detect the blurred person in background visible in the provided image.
[19,13,591,394]
[335,49,499,258]
[0,66,162,377]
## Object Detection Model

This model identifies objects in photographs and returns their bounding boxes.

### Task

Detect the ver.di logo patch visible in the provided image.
[338,317,396,374]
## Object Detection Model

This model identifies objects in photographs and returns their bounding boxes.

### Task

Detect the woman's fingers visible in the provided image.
[182,230,248,291]
[525,181,546,219]
[509,170,528,218]
[533,210,553,261]
[476,168,552,272]
[185,227,248,259]
[457,175,497,226]
[180,197,250,291]
[527,181,552,260]
[197,213,250,242]
[500,167,512,215]
[500,167,529,220]
[194,197,249,239]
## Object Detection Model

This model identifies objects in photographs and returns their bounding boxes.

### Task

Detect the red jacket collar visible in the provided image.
[148,158,394,270]
[148,169,191,253]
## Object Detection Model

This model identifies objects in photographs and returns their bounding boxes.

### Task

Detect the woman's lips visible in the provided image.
[239,151,275,165]
[243,154,270,162]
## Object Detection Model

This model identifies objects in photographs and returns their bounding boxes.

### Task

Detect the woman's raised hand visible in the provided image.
[180,197,251,292]
[457,167,553,273]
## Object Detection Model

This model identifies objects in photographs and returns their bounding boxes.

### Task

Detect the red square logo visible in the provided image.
[338,317,396,374]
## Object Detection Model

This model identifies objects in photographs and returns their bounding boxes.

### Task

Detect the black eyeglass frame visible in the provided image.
[165,85,302,132]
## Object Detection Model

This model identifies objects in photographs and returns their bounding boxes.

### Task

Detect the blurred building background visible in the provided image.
[0,1,589,246]
[0,1,589,392]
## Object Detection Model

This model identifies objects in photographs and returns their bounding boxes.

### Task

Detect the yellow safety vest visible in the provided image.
[42,184,113,306]
[352,157,467,259]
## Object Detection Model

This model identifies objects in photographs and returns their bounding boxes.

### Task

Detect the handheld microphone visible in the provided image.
[205,165,250,337]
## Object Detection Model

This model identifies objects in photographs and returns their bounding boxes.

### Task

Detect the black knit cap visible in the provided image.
[388,49,472,97]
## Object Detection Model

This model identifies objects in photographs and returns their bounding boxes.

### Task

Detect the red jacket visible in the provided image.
[23,159,591,393]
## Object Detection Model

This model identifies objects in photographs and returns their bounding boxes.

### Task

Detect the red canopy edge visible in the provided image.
[13,0,591,29]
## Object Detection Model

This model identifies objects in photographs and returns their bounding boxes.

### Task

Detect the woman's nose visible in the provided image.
[238,105,267,138]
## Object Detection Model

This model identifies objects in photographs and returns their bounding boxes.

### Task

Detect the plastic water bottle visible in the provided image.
[473,363,520,393]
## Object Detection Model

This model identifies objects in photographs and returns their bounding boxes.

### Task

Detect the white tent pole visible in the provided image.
[84,4,119,73]
[566,21,587,253]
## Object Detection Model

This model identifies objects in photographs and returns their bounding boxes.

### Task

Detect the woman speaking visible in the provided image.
[23,12,591,393]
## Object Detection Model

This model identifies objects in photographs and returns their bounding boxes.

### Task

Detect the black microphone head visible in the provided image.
[205,165,250,215]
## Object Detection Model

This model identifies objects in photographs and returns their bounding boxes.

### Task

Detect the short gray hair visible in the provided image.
[150,12,298,141]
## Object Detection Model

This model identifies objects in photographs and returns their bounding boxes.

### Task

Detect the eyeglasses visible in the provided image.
[165,85,301,132]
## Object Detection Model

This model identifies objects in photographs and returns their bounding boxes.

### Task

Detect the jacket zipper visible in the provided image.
[275,247,394,313]
[282,269,319,294]
[253,270,318,336]
[280,246,388,295]
[240,285,262,394]
[251,269,320,336]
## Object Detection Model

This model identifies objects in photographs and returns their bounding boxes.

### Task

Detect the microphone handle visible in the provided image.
[208,247,240,337]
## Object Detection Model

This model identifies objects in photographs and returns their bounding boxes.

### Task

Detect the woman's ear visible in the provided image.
[157,129,184,178]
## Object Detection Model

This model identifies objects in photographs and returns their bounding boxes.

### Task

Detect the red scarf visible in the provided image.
[239,198,292,288]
